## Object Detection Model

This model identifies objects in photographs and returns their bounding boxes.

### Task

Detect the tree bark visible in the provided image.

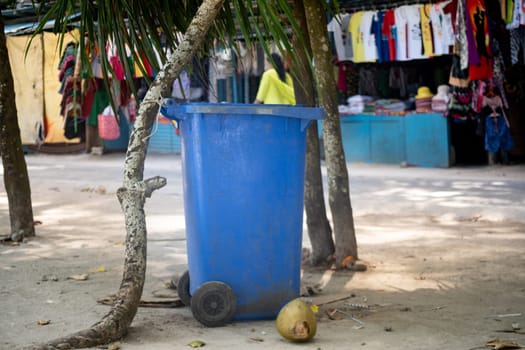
[0,14,35,242]
[29,0,225,349]
[291,0,334,266]
[302,0,358,267]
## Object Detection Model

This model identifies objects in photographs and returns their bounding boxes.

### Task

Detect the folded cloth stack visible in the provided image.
[375,99,407,114]
[431,85,451,115]
[346,95,374,114]
[415,86,433,113]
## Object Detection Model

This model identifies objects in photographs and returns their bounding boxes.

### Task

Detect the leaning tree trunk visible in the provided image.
[29,1,225,349]
[302,0,358,267]
[0,14,35,242]
[291,0,334,266]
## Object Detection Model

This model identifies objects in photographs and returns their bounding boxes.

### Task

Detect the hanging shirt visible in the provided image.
[406,4,425,60]
[420,4,434,57]
[382,9,397,61]
[466,0,493,80]
[430,3,446,55]
[394,6,410,61]
[349,11,365,63]
[455,0,470,70]
[442,2,456,51]
[506,0,522,29]
[361,11,378,62]
[515,0,525,26]
[327,13,353,61]
[372,11,389,62]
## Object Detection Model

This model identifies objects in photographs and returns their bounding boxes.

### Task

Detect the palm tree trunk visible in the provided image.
[31,0,225,348]
[0,14,35,242]
[302,0,358,267]
[291,0,334,266]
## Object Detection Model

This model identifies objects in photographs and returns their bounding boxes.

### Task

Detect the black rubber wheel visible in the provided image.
[190,281,237,327]
[176,270,192,307]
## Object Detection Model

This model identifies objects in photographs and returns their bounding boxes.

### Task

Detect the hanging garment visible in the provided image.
[448,55,470,88]
[515,0,525,26]
[465,0,480,66]
[361,11,379,62]
[358,66,378,96]
[509,26,525,65]
[454,0,470,70]
[468,0,491,59]
[237,42,257,75]
[406,4,425,60]
[448,87,472,121]
[327,13,353,61]
[466,0,493,80]
[389,66,409,97]
[490,39,509,108]
[372,11,389,63]
[88,81,110,127]
[394,5,410,61]
[420,4,434,57]
[349,11,365,63]
[382,9,397,61]
[484,114,513,153]
[336,61,348,92]
[481,94,512,153]
[506,0,522,29]
[430,0,455,56]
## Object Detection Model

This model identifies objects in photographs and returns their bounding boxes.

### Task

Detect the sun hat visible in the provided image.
[416,86,434,99]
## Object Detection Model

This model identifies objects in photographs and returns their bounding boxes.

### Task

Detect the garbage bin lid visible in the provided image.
[161,100,325,122]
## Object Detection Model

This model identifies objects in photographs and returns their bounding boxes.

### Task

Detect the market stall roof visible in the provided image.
[4,14,80,36]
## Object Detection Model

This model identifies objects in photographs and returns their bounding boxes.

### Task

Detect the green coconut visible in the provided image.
[275,298,317,342]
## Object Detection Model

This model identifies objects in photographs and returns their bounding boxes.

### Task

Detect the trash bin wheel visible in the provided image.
[190,281,236,327]
[176,270,191,307]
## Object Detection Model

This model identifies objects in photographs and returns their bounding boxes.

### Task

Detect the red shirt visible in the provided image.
[382,9,397,61]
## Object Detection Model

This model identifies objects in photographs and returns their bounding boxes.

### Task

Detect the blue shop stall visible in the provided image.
[326,0,525,167]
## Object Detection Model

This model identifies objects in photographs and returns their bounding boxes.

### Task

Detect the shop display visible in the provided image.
[329,0,525,165]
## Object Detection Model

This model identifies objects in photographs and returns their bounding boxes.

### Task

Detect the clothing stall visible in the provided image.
[328,0,525,166]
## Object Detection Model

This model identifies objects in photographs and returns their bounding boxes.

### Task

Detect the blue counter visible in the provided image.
[148,117,181,154]
[321,113,450,168]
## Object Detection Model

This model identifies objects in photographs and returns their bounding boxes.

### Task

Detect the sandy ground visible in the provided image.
[1,153,525,350]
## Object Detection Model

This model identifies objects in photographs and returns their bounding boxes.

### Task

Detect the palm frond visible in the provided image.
[30,0,311,102]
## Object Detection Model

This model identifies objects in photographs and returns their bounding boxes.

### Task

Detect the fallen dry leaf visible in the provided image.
[188,340,206,348]
[37,320,50,326]
[341,255,355,268]
[107,341,121,350]
[248,337,264,342]
[486,338,523,349]
[89,266,107,273]
[97,294,118,305]
[67,274,89,281]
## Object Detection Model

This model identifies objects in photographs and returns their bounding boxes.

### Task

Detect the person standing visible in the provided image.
[253,53,295,105]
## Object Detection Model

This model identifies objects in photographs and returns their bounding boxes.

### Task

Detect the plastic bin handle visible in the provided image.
[160,98,326,131]
[160,98,187,122]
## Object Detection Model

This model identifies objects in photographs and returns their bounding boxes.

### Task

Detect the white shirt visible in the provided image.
[327,13,353,61]
[406,4,425,60]
[361,11,378,62]
[430,0,454,55]
[394,6,410,61]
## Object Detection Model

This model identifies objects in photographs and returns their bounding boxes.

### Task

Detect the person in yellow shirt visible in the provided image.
[254,53,295,105]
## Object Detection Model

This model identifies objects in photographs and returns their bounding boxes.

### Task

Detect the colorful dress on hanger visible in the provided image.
[482,95,513,154]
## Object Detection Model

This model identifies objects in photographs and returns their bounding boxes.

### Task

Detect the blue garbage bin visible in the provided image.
[160,99,325,326]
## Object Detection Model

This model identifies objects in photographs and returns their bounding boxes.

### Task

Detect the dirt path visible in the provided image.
[1,154,524,349]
